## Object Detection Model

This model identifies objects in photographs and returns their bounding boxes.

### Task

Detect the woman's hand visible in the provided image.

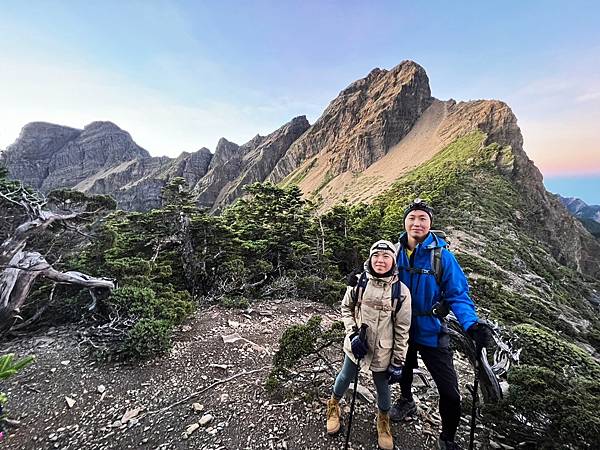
[387,364,403,384]
[350,333,368,359]
[349,324,369,359]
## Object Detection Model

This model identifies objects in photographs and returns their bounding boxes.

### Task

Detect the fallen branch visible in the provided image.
[1,418,22,428]
[146,366,270,417]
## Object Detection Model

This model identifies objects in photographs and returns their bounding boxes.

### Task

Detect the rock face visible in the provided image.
[193,116,310,211]
[0,121,151,192]
[269,61,433,183]
[0,122,82,190]
[203,116,310,211]
[78,148,215,211]
[0,116,309,213]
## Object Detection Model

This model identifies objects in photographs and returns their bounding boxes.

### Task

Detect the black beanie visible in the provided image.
[403,198,433,222]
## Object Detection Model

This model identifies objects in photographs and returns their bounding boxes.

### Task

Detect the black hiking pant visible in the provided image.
[400,342,461,441]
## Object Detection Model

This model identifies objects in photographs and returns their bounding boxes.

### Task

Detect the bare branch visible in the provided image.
[144,366,270,418]
[0,251,114,332]
[11,284,57,331]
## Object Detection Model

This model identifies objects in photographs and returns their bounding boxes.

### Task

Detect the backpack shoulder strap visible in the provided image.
[432,246,444,286]
[429,232,447,286]
[391,279,405,322]
[351,271,369,307]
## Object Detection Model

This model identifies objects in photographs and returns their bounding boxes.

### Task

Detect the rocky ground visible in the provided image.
[0,299,513,450]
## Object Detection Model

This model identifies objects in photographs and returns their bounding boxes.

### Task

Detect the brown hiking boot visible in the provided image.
[376,410,394,450]
[326,397,341,435]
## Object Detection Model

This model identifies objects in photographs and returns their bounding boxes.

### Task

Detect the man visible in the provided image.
[389,198,490,450]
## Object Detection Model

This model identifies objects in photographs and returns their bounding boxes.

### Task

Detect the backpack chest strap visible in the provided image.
[398,265,436,276]
[361,298,396,311]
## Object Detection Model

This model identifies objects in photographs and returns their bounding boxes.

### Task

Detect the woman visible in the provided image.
[326,240,412,450]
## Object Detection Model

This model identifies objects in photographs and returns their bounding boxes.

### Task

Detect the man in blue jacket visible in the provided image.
[389,199,490,450]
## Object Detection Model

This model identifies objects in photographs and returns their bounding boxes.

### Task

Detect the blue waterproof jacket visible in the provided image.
[396,232,478,348]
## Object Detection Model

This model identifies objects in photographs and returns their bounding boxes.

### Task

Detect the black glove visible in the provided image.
[431,300,450,318]
[350,323,369,359]
[346,267,362,287]
[350,334,368,359]
[467,321,493,354]
[387,364,403,384]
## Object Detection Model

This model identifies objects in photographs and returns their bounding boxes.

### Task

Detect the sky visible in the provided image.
[0,1,599,203]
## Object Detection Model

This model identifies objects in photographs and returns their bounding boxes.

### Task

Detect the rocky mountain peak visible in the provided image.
[268,60,433,184]
[341,60,428,97]
[242,134,266,151]
[1,120,150,192]
[83,121,122,132]
[196,116,310,210]
[1,122,81,189]
[559,195,589,214]
[210,138,242,169]
[17,121,80,140]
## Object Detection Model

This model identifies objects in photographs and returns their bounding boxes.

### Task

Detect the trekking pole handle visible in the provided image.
[358,323,368,341]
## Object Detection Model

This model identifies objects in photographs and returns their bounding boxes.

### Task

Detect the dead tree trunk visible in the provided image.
[0,183,114,333]
[0,251,114,332]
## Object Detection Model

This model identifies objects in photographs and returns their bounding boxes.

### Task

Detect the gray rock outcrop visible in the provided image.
[1,121,150,193]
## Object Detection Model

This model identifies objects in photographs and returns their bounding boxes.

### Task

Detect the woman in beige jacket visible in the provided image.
[326,240,411,450]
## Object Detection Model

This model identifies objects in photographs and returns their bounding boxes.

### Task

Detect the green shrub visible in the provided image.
[220,295,250,309]
[295,276,345,305]
[486,365,600,448]
[0,353,35,415]
[122,319,172,359]
[513,324,600,379]
[266,316,344,392]
[107,284,194,325]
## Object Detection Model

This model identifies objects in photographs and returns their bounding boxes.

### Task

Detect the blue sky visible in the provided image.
[544,175,600,205]
[1,1,599,203]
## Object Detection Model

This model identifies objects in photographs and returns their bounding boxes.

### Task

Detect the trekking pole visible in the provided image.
[344,324,368,450]
[468,351,481,450]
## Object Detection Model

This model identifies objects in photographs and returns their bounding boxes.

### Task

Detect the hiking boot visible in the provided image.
[326,397,341,435]
[389,397,417,422]
[376,411,394,450]
[437,437,463,450]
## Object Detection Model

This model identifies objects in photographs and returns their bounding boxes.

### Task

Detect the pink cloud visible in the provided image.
[520,113,600,178]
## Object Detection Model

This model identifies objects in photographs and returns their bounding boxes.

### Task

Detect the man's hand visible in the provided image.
[387,364,403,384]
[467,321,493,354]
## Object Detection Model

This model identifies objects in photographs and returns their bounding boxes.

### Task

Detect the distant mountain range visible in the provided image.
[2,60,600,278]
[0,61,536,212]
[559,195,600,222]
[558,194,600,237]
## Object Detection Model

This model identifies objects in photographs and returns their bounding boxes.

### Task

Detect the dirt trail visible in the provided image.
[0,300,494,450]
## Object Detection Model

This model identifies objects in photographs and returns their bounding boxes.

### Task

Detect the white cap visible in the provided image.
[369,240,397,258]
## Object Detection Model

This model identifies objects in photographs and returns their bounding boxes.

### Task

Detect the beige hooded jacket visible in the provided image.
[341,271,411,371]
